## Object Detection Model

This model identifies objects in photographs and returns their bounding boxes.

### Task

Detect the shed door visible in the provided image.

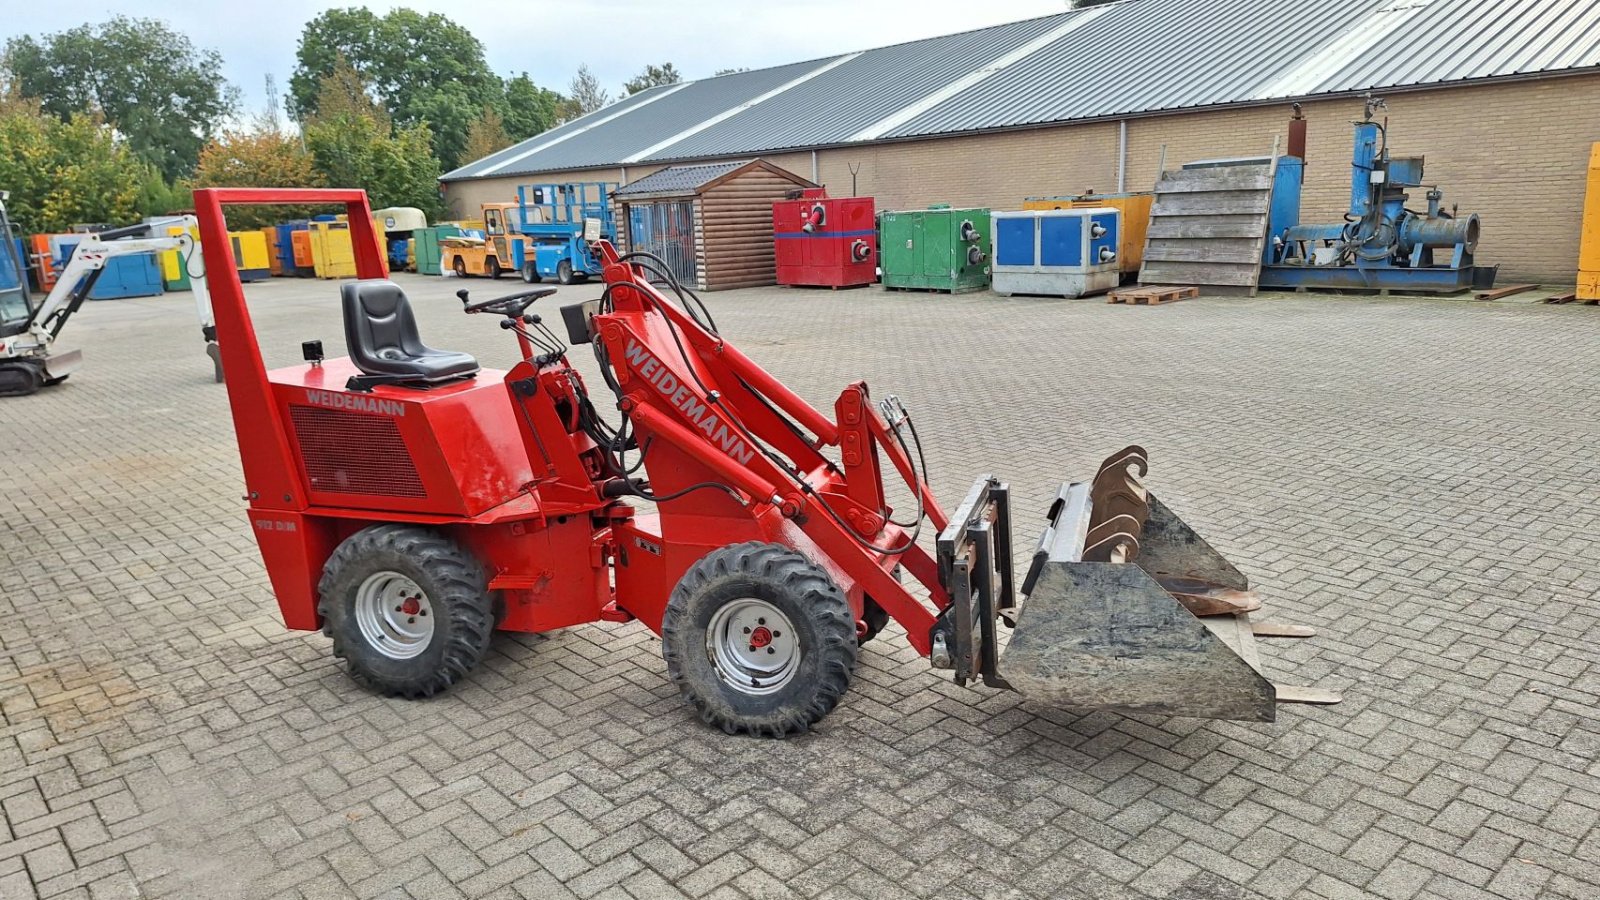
[628,200,696,284]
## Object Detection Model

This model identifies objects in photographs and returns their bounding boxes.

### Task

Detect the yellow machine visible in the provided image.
[230,230,272,282]
[1580,142,1600,303]
[1024,192,1153,275]
[440,203,521,278]
[310,221,358,279]
[160,223,200,290]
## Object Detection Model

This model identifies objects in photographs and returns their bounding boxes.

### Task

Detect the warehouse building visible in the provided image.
[442,0,1600,281]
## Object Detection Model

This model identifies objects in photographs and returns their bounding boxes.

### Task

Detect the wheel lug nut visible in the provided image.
[419,610,427,617]
[757,618,766,625]
[408,617,416,624]
[772,631,781,638]
[743,627,751,634]
[766,647,776,654]
[395,606,402,612]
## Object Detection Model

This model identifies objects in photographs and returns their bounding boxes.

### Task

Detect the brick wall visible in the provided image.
[445,74,1600,282]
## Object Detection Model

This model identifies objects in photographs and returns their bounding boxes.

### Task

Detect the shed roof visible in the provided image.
[611,160,813,200]
[444,0,1600,182]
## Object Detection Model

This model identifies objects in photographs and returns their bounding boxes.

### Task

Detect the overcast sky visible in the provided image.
[6,1,1073,115]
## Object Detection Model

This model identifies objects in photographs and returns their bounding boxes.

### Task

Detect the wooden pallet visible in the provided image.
[1107,285,1199,305]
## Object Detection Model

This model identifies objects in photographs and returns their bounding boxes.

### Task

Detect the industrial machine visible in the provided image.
[991,207,1120,298]
[879,206,991,292]
[374,207,427,273]
[1023,192,1151,277]
[0,207,218,396]
[773,189,877,288]
[194,186,1337,737]
[515,182,616,285]
[1580,142,1599,304]
[441,202,522,279]
[1260,97,1495,292]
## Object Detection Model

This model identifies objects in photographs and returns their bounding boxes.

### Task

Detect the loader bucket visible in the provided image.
[933,448,1337,722]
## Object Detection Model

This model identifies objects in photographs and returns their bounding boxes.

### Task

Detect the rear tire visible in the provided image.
[486,257,501,279]
[557,259,576,285]
[521,263,539,284]
[452,256,467,279]
[317,525,494,698]
[662,542,857,738]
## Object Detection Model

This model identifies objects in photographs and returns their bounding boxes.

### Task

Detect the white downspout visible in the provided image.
[1117,119,1128,194]
[811,150,819,184]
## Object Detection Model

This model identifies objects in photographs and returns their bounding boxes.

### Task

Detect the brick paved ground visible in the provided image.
[3,274,1599,900]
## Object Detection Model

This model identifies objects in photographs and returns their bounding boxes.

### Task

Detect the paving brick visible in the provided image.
[5,275,1600,900]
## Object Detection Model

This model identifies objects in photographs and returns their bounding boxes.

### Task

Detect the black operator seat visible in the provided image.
[341,280,479,387]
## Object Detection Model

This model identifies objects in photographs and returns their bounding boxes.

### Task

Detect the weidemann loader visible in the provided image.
[195,188,1336,737]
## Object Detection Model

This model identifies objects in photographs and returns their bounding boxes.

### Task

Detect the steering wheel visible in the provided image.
[458,286,557,316]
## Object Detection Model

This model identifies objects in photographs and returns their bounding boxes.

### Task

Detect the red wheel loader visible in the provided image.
[195,188,1337,737]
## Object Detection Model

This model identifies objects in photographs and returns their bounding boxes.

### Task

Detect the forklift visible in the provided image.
[194,187,1337,737]
[439,202,521,279]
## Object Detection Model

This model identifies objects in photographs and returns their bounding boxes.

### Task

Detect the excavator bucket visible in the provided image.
[935,448,1338,721]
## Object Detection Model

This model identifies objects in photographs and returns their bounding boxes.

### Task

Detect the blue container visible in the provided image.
[990,207,1121,298]
[276,221,310,275]
[56,240,164,300]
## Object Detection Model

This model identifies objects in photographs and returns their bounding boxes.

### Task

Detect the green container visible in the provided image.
[879,205,991,293]
[413,225,462,276]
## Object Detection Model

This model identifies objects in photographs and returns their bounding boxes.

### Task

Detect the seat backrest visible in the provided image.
[342,279,424,368]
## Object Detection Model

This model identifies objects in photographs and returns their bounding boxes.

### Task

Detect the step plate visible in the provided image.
[999,560,1277,721]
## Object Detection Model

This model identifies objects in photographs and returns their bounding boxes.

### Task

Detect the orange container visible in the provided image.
[29,235,56,290]
[291,230,314,270]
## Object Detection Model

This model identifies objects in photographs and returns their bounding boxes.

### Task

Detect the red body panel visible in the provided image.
[774,190,877,288]
[271,359,533,516]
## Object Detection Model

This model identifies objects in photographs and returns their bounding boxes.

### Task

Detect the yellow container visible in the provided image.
[160,224,200,290]
[230,230,272,282]
[1580,142,1600,302]
[309,221,357,279]
[1023,192,1153,273]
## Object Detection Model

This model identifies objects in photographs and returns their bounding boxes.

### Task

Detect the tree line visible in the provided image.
[0,9,688,233]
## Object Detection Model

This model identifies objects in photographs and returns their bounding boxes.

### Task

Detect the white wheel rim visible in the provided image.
[355,572,435,660]
[706,599,800,695]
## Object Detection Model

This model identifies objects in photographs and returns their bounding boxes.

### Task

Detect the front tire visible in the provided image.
[662,542,857,738]
[452,256,467,279]
[486,257,502,279]
[521,262,539,284]
[317,525,494,698]
[557,259,576,285]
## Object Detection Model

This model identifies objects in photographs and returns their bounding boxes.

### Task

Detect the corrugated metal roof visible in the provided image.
[611,160,751,197]
[444,0,1600,181]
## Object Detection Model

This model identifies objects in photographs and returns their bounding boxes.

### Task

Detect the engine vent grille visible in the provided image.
[289,404,426,498]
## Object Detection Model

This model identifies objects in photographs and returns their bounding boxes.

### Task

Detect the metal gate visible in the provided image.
[627,200,696,284]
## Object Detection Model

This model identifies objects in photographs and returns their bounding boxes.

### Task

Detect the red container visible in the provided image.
[773,189,876,288]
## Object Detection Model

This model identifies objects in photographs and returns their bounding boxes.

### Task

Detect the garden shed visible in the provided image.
[612,159,816,291]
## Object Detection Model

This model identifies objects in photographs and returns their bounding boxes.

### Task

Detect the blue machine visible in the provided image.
[515,182,617,284]
[1260,97,1495,292]
[991,207,1121,298]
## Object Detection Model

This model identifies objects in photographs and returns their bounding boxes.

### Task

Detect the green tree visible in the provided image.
[562,64,608,121]
[2,17,239,180]
[191,122,325,227]
[301,68,442,218]
[623,62,682,96]
[501,73,562,142]
[0,98,142,232]
[463,106,512,164]
[289,7,502,170]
